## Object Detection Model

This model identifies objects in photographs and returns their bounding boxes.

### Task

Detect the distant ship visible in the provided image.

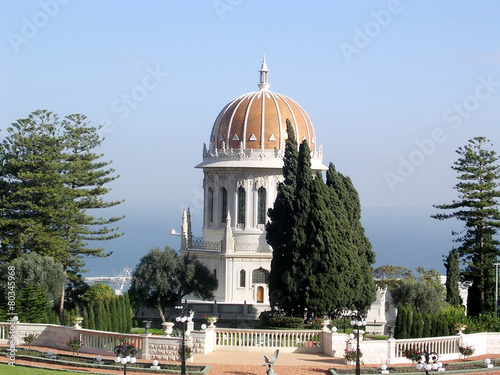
[171,229,181,236]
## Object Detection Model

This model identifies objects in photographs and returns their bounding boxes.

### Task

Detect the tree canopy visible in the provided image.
[444,250,463,307]
[390,267,446,315]
[129,246,218,322]
[267,120,376,317]
[0,110,124,318]
[433,136,500,316]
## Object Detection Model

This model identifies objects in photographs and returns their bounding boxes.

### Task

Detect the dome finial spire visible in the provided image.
[258,54,270,91]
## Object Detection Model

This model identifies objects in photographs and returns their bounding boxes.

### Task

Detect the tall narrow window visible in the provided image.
[238,186,246,225]
[221,187,227,223]
[207,187,213,223]
[257,187,266,224]
[239,269,246,288]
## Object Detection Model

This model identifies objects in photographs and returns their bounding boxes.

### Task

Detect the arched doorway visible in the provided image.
[257,286,264,303]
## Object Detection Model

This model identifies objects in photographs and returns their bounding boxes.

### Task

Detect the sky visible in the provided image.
[1,0,500,278]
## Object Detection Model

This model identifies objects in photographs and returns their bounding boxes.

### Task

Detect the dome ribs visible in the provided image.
[210,90,315,153]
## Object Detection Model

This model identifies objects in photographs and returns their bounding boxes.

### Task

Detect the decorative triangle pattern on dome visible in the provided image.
[248,134,257,141]
[268,134,276,141]
[232,134,239,141]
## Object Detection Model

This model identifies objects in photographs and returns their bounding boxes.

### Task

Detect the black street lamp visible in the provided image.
[416,349,441,375]
[350,313,367,375]
[113,342,137,375]
[175,305,194,375]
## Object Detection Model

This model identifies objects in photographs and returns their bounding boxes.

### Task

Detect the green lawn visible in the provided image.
[0,363,85,374]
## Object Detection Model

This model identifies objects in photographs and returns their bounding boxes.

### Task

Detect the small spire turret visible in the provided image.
[258,54,270,91]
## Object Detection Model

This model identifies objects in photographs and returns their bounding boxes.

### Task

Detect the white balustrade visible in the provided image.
[215,328,322,351]
[78,329,143,354]
[395,336,460,358]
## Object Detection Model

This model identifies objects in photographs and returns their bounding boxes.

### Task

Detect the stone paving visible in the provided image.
[2,345,500,375]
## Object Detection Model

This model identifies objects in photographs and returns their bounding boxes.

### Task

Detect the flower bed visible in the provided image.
[0,348,209,374]
[329,359,500,374]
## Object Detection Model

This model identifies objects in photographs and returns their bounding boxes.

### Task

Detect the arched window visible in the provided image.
[238,186,246,225]
[252,268,269,284]
[207,187,214,223]
[221,187,227,223]
[239,269,246,288]
[257,187,266,224]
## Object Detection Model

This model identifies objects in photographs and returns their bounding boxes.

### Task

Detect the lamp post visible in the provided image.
[494,262,500,316]
[113,341,137,375]
[350,313,367,375]
[175,305,194,375]
[415,348,440,375]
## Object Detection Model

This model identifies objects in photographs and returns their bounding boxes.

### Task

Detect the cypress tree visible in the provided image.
[124,293,133,333]
[116,296,124,333]
[430,314,438,337]
[267,120,299,314]
[326,163,376,312]
[444,249,462,307]
[82,307,89,329]
[292,141,313,316]
[422,313,432,338]
[395,304,403,339]
[87,302,96,330]
[96,300,106,331]
[305,171,350,315]
[410,309,423,338]
[110,297,118,332]
[105,300,112,331]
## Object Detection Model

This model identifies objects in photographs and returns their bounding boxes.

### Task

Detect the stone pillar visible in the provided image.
[387,338,396,364]
[187,321,194,334]
[141,334,150,360]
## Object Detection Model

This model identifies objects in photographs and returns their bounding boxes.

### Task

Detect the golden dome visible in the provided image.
[209,58,316,152]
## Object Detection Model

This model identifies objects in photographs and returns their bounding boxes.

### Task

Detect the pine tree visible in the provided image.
[433,137,500,316]
[444,250,463,307]
[17,283,51,323]
[0,110,124,320]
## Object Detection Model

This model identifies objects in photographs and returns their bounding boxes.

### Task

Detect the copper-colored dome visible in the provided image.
[209,58,316,152]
